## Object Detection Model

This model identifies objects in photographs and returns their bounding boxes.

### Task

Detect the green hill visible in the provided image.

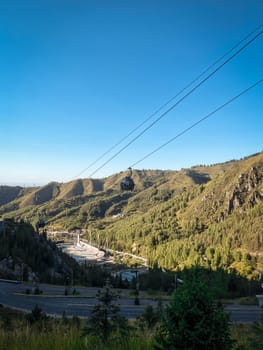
[0,152,262,278]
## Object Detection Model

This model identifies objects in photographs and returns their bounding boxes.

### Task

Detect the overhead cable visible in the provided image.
[87,30,263,178]
[130,79,263,167]
[74,24,263,179]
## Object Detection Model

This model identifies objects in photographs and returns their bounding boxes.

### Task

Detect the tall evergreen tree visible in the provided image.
[155,272,232,350]
[83,282,128,342]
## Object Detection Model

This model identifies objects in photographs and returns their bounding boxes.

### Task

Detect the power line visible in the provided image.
[130,79,263,168]
[74,24,263,179]
[87,30,262,178]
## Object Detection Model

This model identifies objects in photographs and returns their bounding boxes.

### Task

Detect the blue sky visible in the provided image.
[0,0,262,185]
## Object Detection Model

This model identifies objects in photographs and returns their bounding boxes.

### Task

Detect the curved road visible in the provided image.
[0,281,262,322]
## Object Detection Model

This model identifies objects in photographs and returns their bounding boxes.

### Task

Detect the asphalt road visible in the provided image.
[1,281,262,322]
[224,304,263,323]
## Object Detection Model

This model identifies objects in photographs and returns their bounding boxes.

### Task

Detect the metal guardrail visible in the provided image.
[0,278,21,284]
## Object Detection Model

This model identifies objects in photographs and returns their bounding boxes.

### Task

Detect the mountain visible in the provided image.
[0,152,262,278]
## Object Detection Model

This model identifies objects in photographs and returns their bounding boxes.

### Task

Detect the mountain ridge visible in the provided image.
[1,151,262,277]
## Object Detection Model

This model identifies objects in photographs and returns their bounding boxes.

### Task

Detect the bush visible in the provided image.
[155,273,233,350]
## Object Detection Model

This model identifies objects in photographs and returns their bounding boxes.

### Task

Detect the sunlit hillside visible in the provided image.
[1,152,262,278]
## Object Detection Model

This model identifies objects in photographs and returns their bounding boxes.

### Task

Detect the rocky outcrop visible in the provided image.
[226,166,263,215]
[0,256,37,281]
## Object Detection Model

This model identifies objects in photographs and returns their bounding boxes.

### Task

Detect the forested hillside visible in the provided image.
[0,219,83,283]
[0,152,262,279]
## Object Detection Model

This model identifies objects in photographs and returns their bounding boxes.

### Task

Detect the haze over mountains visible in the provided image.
[1,151,262,277]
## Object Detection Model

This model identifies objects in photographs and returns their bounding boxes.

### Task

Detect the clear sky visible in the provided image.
[0,0,262,185]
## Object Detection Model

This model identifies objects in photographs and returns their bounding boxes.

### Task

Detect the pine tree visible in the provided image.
[83,282,128,342]
[155,272,233,350]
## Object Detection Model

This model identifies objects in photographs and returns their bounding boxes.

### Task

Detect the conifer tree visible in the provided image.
[155,272,232,350]
[83,281,128,342]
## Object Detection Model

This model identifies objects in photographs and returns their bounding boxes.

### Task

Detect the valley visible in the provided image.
[1,152,262,279]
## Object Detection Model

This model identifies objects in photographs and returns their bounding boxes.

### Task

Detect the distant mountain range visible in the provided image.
[1,152,262,277]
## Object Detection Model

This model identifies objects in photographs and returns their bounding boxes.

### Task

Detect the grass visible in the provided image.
[1,306,262,350]
[0,321,262,350]
[0,326,155,350]
[0,328,83,350]
[0,306,155,350]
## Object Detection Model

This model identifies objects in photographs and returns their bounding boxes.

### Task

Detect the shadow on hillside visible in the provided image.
[92,179,104,192]
[186,170,211,185]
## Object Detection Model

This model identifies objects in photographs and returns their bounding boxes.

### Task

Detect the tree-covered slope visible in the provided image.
[0,152,262,278]
[0,219,83,283]
[89,153,263,277]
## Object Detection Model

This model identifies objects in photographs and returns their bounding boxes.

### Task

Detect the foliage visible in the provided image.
[0,304,262,350]
[155,272,233,350]
[0,304,155,350]
[0,219,84,284]
[0,152,263,283]
[82,284,129,342]
[246,321,263,349]
[26,304,46,324]
[137,304,161,330]
[231,321,263,350]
